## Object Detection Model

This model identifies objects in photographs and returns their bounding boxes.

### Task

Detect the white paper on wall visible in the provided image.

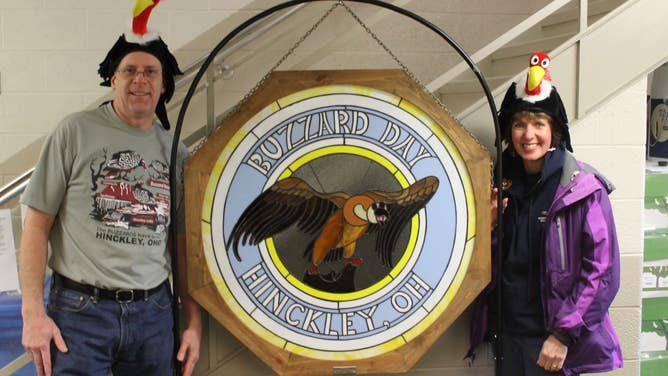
[0,208,20,292]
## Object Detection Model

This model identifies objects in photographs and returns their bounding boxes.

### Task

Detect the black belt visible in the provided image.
[53,273,164,303]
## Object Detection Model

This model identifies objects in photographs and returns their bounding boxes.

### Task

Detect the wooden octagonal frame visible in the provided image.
[184,69,491,375]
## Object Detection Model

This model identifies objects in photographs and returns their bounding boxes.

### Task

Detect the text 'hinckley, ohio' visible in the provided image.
[240,263,433,338]
[246,108,434,176]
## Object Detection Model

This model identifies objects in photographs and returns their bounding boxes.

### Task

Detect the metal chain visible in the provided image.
[236,1,341,109]
[192,130,206,154]
[195,0,487,153]
[192,1,342,152]
[338,1,487,152]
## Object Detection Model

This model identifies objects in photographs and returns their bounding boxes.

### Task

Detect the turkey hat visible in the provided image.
[498,53,572,151]
[97,0,182,130]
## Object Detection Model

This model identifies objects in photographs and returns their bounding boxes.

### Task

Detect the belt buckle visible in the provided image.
[115,289,134,303]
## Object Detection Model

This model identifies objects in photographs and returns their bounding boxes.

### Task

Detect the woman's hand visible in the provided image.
[537,334,568,372]
[491,187,508,229]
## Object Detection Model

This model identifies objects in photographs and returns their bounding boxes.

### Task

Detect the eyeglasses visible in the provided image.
[117,66,162,80]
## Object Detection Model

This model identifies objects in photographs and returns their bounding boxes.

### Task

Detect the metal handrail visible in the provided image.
[0,169,34,207]
[0,4,306,209]
[426,0,573,92]
[0,353,31,375]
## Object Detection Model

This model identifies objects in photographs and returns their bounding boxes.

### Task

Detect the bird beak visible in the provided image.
[526,65,546,92]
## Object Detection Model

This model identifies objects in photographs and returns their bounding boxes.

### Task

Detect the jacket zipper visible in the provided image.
[556,215,565,270]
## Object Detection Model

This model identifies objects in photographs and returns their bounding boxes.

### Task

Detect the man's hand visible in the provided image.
[176,320,201,376]
[19,208,62,376]
[175,230,202,376]
[22,312,67,376]
[536,334,567,372]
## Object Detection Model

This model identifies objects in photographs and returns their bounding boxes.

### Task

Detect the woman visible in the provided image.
[468,52,623,376]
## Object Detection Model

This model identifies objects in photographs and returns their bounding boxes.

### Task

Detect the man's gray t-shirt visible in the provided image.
[22,102,188,289]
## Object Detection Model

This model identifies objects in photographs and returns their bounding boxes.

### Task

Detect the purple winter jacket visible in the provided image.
[468,153,623,375]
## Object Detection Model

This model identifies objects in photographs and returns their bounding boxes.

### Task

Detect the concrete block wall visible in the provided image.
[568,78,646,376]
[0,0,643,375]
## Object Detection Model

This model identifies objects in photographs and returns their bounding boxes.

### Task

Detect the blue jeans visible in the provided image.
[47,280,174,375]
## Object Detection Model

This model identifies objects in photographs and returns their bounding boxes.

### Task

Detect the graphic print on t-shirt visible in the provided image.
[89,149,171,235]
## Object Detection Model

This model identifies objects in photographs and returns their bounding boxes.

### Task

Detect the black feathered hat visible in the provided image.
[97,0,182,130]
[498,52,572,151]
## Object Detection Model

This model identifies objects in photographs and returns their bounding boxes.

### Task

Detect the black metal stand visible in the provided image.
[168,1,504,374]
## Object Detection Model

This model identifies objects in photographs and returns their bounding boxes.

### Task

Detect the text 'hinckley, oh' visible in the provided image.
[240,262,433,338]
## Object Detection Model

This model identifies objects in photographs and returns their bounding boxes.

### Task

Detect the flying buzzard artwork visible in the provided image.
[227,176,439,277]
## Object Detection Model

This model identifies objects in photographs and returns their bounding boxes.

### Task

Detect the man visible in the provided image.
[18,2,201,375]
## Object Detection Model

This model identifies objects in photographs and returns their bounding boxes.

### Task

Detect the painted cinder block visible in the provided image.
[0,134,45,167]
[610,307,641,362]
[167,11,232,49]
[574,145,645,200]
[611,200,643,254]
[0,93,84,134]
[615,254,643,307]
[572,79,647,144]
[4,10,86,50]
[0,0,41,10]
[45,52,103,92]
[44,0,120,10]
[86,10,131,49]
[0,52,46,92]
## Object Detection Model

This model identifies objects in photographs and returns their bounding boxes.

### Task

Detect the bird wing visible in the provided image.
[365,176,439,267]
[227,177,346,261]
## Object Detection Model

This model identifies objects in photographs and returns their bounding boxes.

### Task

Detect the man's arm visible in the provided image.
[175,232,202,376]
[19,207,67,376]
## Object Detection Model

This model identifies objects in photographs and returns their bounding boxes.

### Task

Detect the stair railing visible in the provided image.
[439,0,637,123]
[426,0,575,93]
